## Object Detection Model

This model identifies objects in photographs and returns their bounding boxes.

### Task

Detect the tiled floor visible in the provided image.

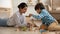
[0,27,60,34]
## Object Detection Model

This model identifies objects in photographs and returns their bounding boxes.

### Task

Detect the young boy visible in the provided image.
[7,2,28,31]
[29,3,60,31]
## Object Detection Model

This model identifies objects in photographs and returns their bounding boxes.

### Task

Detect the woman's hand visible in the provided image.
[27,23,32,28]
[29,14,33,17]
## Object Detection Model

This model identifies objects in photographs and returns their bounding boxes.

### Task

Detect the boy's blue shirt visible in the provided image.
[32,9,56,26]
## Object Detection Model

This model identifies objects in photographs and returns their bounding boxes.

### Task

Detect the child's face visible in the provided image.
[19,7,27,13]
[36,9,41,14]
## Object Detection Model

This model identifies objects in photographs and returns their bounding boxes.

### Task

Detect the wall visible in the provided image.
[0,0,12,8]
[0,0,12,18]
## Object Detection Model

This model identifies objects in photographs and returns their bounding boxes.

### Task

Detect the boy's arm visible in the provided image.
[32,15,41,19]
[32,13,44,19]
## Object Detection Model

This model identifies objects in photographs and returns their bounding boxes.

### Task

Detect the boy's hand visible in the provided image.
[29,14,33,17]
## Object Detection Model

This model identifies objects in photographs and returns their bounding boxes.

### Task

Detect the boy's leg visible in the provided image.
[48,22,57,30]
[54,25,60,31]
[48,21,60,31]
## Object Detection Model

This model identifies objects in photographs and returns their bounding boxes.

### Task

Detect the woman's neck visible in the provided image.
[19,11,22,15]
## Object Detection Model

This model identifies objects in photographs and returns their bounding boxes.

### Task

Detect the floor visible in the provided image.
[0,27,40,34]
[0,27,60,34]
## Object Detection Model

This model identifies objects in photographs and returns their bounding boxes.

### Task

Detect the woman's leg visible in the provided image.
[48,20,60,31]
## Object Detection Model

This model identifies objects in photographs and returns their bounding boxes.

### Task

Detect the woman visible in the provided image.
[7,2,28,31]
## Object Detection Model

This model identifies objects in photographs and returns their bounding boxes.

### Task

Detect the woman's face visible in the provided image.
[19,7,27,13]
[36,9,41,14]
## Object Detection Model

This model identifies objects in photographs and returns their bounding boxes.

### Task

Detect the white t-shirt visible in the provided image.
[7,11,27,27]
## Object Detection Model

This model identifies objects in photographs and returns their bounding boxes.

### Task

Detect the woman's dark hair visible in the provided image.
[18,2,28,9]
[35,3,45,10]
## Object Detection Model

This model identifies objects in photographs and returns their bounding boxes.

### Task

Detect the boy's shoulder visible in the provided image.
[42,9,49,13]
[42,9,47,12]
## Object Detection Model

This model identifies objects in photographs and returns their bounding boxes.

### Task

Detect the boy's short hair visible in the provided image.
[18,2,28,9]
[35,3,45,10]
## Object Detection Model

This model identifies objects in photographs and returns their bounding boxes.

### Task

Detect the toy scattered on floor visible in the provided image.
[21,26,27,31]
[16,23,40,31]
[16,19,41,31]
[40,24,48,30]
[40,29,47,34]
[16,26,28,31]
[27,23,37,31]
